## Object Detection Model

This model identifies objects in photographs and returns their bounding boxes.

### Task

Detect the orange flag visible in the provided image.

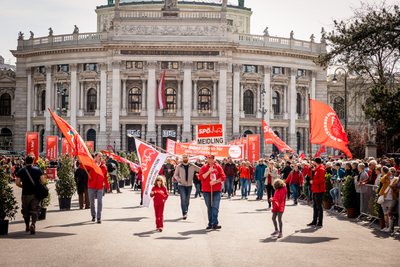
[310,99,352,158]
[49,109,103,178]
[262,120,293,153]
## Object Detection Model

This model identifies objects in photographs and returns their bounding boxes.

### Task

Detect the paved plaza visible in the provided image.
[1,184,399,267]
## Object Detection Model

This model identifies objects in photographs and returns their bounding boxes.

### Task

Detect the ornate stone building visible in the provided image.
[10,0,327,154]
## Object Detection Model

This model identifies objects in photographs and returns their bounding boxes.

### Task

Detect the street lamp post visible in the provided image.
[259,85,268,158]
[56,85,68,155]
[332,67,348,131]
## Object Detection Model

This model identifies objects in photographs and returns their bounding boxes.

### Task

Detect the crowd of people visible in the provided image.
[1,152,400,237]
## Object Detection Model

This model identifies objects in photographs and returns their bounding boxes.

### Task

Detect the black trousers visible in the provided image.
[266,184,275,208]
[312,193,324,225]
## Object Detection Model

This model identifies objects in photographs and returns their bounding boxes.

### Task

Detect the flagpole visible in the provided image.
[308,94,312,159]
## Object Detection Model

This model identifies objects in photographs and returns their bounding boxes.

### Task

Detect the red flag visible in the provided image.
[101,150,139,173]
[85,141,94,153]
[157,70,167,110]
[62,138,74,157]
[166,138,176,155]
[26,132,39,163]
[314,146,326,158]
[135,139,167,207]
[262,120,294,153]
[49,109,103,178]
[247,134,261,163]
[310,99,352,158]
[299,152,305,160]
[46,136,58,161]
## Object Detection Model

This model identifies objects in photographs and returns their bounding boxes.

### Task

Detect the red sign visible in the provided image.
[26,132,39,163]
[247,134,261,163]
[46,168,57,180]
[62,138,73,157]
[196,124,224,145]
[166,138,176,154]
[86,141,95,153]
[46,136,58,161]
[175,143,244,160]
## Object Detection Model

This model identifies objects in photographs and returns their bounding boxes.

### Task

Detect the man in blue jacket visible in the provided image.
[255,159,267,200]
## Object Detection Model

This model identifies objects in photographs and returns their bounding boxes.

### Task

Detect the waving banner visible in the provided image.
[62,138,74,157]
[262,120,293,153]
[26,132,39,163]
[101,150,139,173]
[46,136,58,161]
[135,139,168,207]
[310,99,352,158]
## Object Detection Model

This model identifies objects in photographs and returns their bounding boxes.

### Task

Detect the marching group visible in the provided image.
[1,152,399,237]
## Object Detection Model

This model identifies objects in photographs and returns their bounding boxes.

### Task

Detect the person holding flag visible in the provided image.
[198,155,226,230]
[88,152,110,224]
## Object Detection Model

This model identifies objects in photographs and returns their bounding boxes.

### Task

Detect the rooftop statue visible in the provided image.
[164,0,177,10]
[18,31,24,40]
[73,25,79,34]
[263,27,269,36]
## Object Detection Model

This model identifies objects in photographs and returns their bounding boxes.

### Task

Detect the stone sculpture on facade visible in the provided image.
[48,27,53,36]
[18,31,24,40]
[164,0,178,10]
[29,31,34,39]
[73,25,79,34]
[290,30,294,39]
[263,27,269,36]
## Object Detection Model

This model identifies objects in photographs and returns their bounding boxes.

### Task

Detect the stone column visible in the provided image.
[122,124,127,151]
[146,61,157,142]
[240,83,245,117]
[45,66,52,134]
[233,64,241,135]
[141,124,146,139]
[212,80,218,117]
[142,79,147,112]
[177,79,182,116]
[157,125,162,147]
[311,71,316,99]
[79,81,84,115]
[70,64,78,128]
[95,81,100,116]
[219,63,227,127]
[182,62,192,141]
[121,79,127,116]
[33,84,37,117]
[264,66,271,123]
[289,68,297,149]
[177,125,182,142]
[256,83,261,118]
[111,61,121,148]
[192,80,198,115]
[98,63,107,149]
[27,70,32,131]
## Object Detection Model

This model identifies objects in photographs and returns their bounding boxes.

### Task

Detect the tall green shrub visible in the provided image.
[56,156,76,198]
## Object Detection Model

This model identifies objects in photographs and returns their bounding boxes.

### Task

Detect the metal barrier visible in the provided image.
[359,185,380,223]
[332,180,344,209]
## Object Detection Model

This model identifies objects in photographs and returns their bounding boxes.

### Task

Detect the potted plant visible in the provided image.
[0,167,19,235]
[342,175,357,218]
[55,156,76,210]
[323,173,333,209]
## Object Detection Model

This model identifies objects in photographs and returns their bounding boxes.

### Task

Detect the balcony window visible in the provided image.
[87,88,97,112]
[57,64,69,73]
[273,67,285,75]
[243,65,258,73]
[165,88,177,112]
[272,91,281,114]
[198,88,212,112]
[243,90,254,115]
[197,62,214,70]
[161,61,179,70]
[0,93,11,116]
[126,61,143,70]
[35,66,46,74]
[84,63,98,72]
[297,69,306,78]
[128,88,142,112]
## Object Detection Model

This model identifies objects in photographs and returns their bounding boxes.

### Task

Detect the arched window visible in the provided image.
[243,90,254,115]
[40,90,46,111]
[296,93,302,115]
[333,96,345,119]
[0,93,11,116]
[165,88,177,112]
[198,88,211,112]
[39,129,45,152]
[296,131,301,154]
[272,91,280,114]
[87,89,97,112]
[87,129,96,151]
[128,88,141,112]
[0,128,12,150]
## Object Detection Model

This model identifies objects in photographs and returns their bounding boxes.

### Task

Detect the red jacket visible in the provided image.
[198,163,226,192]
[271,186,287,213]
[151,185,168,205]
[238,166,250,179]
[311,164,326,193]
[87,163,110,191]
[301,165,312,178]
[286,171,304,186]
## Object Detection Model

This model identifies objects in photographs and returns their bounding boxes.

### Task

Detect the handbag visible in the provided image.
[25,168,49,200]
[377,179,393,205]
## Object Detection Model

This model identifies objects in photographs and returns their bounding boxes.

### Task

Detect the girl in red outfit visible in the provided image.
[270,179,287,238]
[150,176,168,232]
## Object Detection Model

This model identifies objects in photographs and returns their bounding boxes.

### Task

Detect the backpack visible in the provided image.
[107,162,116,173]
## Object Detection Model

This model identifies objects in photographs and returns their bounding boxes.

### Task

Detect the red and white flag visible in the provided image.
[262,120,294,153]
[101,150,139,173]
[157,70,167,110]
[135,139,167,207]
[314,145,326,158]
[310,99,352,158]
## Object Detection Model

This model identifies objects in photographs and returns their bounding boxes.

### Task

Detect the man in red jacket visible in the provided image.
[307,157,326,227]
[88,152,110,224]
[198,155,226,230]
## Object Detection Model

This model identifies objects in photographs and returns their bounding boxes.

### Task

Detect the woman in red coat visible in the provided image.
[150,176,169,232]
[270,179,287,238]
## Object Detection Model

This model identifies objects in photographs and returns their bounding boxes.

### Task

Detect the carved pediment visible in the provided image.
[297,77,310,86]
[54,71,70,81]
[272,74,289,84]
[79,70,99,80]
[116,24,226,37]
[33,72,46,82]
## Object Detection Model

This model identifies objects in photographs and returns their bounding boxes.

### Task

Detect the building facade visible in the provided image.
[10,0,327,155]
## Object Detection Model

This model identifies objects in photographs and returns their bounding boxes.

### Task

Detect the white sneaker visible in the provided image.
[271,230,279,236]
[382,227,391,232]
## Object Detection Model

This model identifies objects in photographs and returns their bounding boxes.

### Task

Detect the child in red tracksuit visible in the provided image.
[270,179,287,238]
[150,176,168,232]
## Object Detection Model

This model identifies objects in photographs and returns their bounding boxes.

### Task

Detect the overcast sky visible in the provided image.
[0,0,398,64]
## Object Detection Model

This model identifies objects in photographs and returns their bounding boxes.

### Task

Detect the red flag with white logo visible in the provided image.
[310,99,352,158]
[157,70,167,110]
[101,150,139,173]
[46,136,58,161]
[26,132,39,163]
[262,120,293,153]
[135,139,168,207]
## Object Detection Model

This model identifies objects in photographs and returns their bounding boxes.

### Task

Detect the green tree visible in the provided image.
[317,3,400,152]
[56,156,76,198]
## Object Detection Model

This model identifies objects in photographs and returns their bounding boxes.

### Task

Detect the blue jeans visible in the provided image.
[203,191,221,227]
[178,185,192,216]
[173,181,178,194]
[290,184,300,204]
[330,188,339,204]
[226,176,234,197]
[256,180,265,199]
[88,188,104,220]
[194,183,202,197]
[240,178,249,198]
